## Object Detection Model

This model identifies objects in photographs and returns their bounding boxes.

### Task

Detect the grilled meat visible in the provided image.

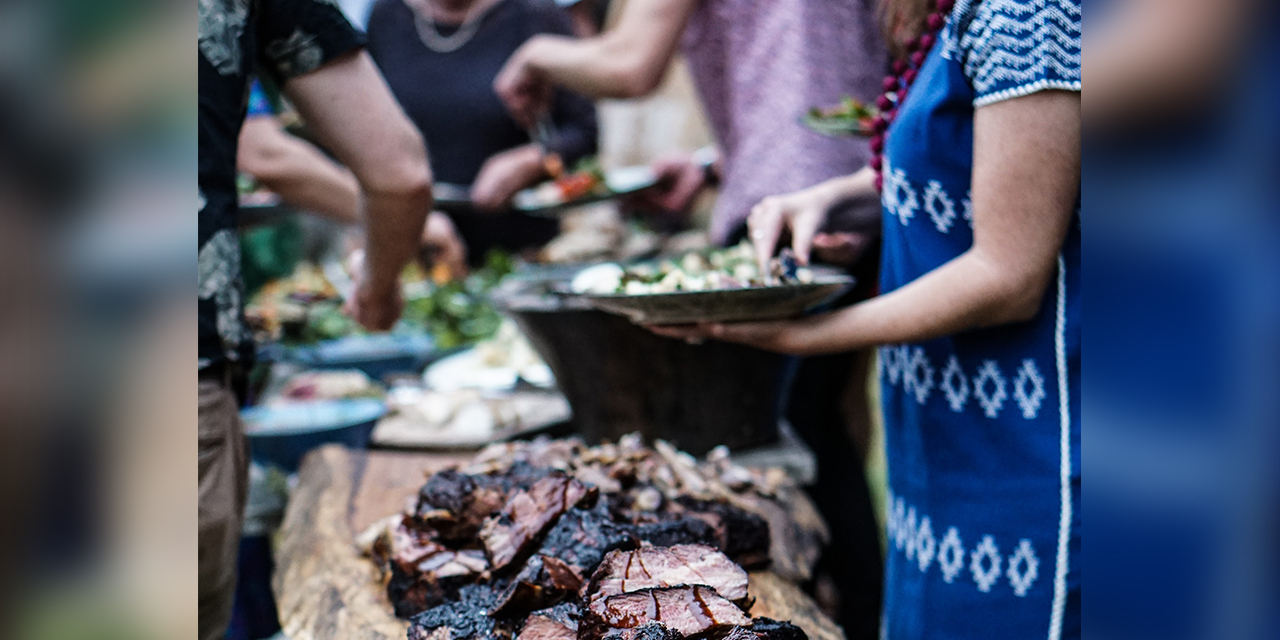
[585,545,748,604]
[583,586,751,640]
[409,585,514,640]
[516,603,582,640]
[481,474,596,571]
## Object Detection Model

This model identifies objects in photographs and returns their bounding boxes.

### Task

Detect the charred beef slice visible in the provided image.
[517,602,582,640]
[408,584,513,640]
[583,586,751,640]
[481,474,595,571]
[627,517,718,550]
[747,619,807,640]
[417,470,512,545]
[390,548,489,618]
[382,516,490,618]
[597,621,685,640]
[493,500,638,620]
[539,501,638,577]
[490,555,585,618]
[672,499,770,570]
[585,545,748,604]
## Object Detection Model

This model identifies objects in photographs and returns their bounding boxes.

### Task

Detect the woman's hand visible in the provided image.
[646,318,824,355]
[746,183,839,271]
[811,231,873,266]
[494,40,554,129]
[747,167,878,271]
[421,211,468,280]
[470,144,547,212]
[630,155,707,214]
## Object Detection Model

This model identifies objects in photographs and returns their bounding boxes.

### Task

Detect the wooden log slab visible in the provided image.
[274,445,844,640]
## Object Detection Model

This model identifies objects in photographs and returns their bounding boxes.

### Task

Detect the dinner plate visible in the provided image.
[584,275,855,325]
[513,164,660,216]
[800,114,874,138]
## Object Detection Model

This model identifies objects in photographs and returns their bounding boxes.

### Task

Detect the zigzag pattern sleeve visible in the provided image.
[959,0,1081,107]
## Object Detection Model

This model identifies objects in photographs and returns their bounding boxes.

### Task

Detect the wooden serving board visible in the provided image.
[274,446,844,640]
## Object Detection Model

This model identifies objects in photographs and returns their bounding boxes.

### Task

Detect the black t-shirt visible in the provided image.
[366,0,598,185]
[198,0,365,368]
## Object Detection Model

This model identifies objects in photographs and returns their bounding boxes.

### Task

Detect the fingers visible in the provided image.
[790,212,817,266]
[645,323,713,342]
[748,197,785,274]
[812,232,870,266]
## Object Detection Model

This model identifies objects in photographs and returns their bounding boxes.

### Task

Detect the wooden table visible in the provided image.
[273,446,845,640]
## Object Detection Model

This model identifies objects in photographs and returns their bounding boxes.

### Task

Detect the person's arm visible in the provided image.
[494,0,700,125]
[283,50,434,330]
[653,90,1081,354]
[237,116,362,224]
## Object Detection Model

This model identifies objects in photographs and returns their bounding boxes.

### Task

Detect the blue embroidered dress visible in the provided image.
[876,1,1080,638]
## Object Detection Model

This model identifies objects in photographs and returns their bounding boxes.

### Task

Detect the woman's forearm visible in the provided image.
[521,0,699,99]
[778,247,1054,354]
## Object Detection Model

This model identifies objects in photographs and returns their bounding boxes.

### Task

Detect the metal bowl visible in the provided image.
[584,276,855,325]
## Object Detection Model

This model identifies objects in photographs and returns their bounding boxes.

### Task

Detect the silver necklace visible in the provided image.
[411,0,491,53]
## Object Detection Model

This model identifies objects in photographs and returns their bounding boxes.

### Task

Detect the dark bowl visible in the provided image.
[241,398,387,473]
[492,277,794,455]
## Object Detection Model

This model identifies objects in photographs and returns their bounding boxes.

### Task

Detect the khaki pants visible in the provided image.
[199,378,248,640]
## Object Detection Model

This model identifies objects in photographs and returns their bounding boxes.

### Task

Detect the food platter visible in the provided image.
[585,276,854,325]
[513,164,659,216]
[799,114,873,138]
[799,95,879,138]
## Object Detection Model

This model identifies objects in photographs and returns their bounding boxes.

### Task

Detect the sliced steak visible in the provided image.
[539,501,638,578]
[518,602,582,640]
[748,619,807,640]
[598,621,684,640]
[481,474,596,571]
[584,586,751,640]
[490,555,584,619]
[585,545,748,603]
[389,547,489,618]
[628,517,718,550]
[417,470,512,545]
[673,499,771,570]
[408,584,513,640]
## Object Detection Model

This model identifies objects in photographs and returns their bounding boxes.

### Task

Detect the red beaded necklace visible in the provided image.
[870,0,955,192]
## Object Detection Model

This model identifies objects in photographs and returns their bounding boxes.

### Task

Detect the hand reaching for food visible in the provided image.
[747,167,878,271]
[493,44,553,129]
[627,154,707,215]
[470,144,548,212]
[421,212,468,282]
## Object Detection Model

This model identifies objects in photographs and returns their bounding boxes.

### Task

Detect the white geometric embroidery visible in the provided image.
[1013,358,1047,419]
[949,0,1082,105]
[973,360,1008,418]
[882,161,919,226]
[902,348,935,405]
[962,193,973,228]
[1006,539,1040,597]
[904,508,919,560]
[882,346,903,386]
[938,527,965,583]
[892,498,908,551]
[970,535,1002,593]
[916,517,936,572]
[941,355,970,412]
[923,181,957,233]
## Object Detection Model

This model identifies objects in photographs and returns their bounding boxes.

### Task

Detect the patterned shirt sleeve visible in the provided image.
[954,0,1081,107]
[257,0,367,81]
